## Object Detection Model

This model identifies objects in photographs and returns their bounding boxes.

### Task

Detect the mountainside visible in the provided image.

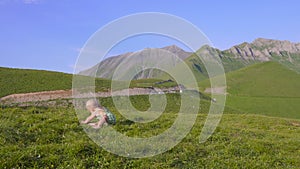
[225,61,300,98]
[222,38,300,73]
[187,38,300,81]
[79,45,192,79]
[80,38,300,80]
[199,61,300,119]
[225,38,300,61]
[225,62,300,119]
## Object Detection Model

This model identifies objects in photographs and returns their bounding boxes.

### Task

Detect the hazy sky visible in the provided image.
[1,0,300,73]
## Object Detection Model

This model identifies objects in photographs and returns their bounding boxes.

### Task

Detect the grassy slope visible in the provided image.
[1,64,299,168]
[199,61,300,119]
[1,95,299,168]
[271,52,300,74]
[226,61,300,97]
[0,67,179,98]
[0,67,73,98]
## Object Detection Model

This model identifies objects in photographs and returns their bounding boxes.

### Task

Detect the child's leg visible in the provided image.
[88,122,97,126]
[94,116,107,128]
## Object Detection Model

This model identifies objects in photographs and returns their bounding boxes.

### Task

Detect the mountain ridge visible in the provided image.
[79,38,300,79]
[223,38,300,61]
[79,45,192,79]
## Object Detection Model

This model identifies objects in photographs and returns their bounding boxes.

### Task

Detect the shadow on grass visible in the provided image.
[118,119,135,126]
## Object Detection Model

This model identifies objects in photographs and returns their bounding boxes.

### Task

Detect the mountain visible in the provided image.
[79,45,192,79]
[221,38,300,72]
[225,38,300,61]
[80,38,300,80]
[160,45,192,60]
[184,45,259,81]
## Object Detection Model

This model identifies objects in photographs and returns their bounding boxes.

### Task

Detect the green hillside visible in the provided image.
[0,67,73,97]
[199,61,300,119]
[226,61,300,97]
[0,67,180,98]
[1,95,299,168]
[1,63,300,168]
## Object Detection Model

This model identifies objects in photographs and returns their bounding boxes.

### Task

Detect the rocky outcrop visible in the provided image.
[224,38,300,61]
[79,38,300,80]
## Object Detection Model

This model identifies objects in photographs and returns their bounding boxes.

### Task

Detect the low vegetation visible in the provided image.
[198,61,300,119]
[0,67,179,98]
[1,94,299,168]
[0,67,72,98]
[1,61,300,168]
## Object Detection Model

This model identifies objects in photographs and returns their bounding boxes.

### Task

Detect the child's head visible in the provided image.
[86,99,100,112]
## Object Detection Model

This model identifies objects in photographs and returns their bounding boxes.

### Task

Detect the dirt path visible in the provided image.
[0,90,73,104]
[204,86,227,94]
[0,86,182,104]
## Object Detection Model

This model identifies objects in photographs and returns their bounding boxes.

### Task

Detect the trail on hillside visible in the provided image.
[0,86,183,104]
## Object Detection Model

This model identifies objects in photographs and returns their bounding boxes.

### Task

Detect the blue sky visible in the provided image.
[1,0,300,73]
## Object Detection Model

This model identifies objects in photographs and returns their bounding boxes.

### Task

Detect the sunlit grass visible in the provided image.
[1,94,300,168]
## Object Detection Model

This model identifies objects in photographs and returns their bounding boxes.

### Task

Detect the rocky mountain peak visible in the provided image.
[253,38,275,45]
[224,38,300,61]
[253,38,299,50]
[160,45,192,60]
[161,45,185,52]
[80,38,300,79]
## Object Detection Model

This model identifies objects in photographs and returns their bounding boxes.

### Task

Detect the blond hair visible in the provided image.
[86,99,101,109]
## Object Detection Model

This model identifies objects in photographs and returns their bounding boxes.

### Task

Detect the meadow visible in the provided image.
[1,94,300,168]
[1,61,300,168]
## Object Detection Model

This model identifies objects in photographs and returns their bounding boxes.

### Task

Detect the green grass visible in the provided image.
[271,52,300,74]
[0,67,72,98]
[225,61,300,119]
[0,67,179,98]
[225,61,300,97]
[226,96,300,119]
[1,95,300,168]
[1,62,300,168]
[198,61,300,119]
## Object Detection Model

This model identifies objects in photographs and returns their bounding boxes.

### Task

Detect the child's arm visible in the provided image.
[81,114,96,124]
[93,113,108,129]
